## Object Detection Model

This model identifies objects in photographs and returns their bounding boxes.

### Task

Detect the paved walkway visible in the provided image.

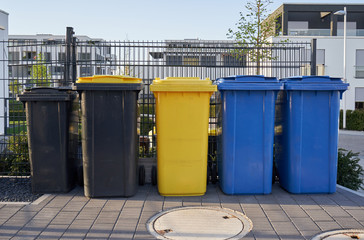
[0,183,363,240]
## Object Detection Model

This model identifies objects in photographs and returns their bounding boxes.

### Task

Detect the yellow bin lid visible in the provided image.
[76,75,142,84]
[150,77,217,92]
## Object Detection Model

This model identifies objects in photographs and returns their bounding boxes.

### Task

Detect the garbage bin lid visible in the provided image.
[150,77,217,92]
[17,87,72,102]
[216,75,283,91]
[281,76,349,91]
[76,75,142,84]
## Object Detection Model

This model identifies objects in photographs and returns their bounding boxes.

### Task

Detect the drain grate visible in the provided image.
[146,206,253,240]
[311,229,364,239]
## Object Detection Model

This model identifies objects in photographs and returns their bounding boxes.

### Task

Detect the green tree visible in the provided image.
[9,79,23,96]
[227,0,283,74]
[29,53,52,87]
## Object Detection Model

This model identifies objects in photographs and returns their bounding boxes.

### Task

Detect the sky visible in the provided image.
[1,0,363,41]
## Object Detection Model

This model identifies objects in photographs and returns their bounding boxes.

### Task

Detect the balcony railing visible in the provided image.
[288,29,364,37]
[288,29,330,36]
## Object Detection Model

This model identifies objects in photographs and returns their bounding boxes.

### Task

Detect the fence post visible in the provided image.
[72,37,77,83]
[64,27,74,86]
[310,38,317,76]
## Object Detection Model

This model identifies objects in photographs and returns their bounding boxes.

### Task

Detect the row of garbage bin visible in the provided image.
[18,75,348,197]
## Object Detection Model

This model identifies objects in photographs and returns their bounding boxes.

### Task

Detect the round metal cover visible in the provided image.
[146,206,253,240]
[311,229,364,239]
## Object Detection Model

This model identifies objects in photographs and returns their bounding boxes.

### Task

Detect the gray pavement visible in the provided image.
[0,184,363,240]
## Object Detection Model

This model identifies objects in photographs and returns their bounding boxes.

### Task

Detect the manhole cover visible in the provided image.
[311,229,364,239]
[146,206,253,240]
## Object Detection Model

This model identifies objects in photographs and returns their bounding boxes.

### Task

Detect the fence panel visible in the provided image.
[0,39,311,177]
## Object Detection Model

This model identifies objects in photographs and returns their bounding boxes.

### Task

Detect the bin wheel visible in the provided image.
[151,166,157,186]
[77,165,84,186]
[139,165,145,186]
[211,162,217,184]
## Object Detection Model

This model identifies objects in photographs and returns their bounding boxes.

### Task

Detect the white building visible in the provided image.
[267,3,364,111]
[0,9,9,135]
[8,34,116,87]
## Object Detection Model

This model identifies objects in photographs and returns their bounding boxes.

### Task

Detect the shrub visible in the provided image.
[340,109,364,131]
[337,148,364,191]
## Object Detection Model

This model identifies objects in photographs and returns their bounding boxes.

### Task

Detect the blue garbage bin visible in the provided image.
[216,75,283,194]
[275,76,348,194]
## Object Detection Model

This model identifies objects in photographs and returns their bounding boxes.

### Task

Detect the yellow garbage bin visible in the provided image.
[150,77,217,196]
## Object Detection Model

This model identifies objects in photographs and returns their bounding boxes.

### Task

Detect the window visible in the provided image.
[78,53,91,60]
[183,57,199,66]
[288,21,309,35]
[355,50,364,78]
[23,51,36,60]
[201,56,216,66]
[223,54,246,66]
[51,66,64,75]
[44,52,52,62]
[58,52,66,62]
[9,52,20,63]
[338,22,357,36]
[355,87,364,110]
[80,67,92,76]
[166,55,182,65]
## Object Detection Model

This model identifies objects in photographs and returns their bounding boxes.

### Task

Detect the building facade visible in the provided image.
[267,4,364,110]
[0,9,9,135]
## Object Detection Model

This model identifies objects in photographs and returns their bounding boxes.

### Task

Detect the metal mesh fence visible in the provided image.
[0,38,311,177]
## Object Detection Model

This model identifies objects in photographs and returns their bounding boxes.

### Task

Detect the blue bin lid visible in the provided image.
[216,75,283,91]
[281,76,349,91]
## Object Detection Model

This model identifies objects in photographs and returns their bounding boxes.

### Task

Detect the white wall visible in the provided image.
[272,36,364,111]
[0,10,9,135]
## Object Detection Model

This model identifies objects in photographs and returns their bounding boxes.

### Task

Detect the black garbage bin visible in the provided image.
[17,87,79,193]
[73,75,142,198]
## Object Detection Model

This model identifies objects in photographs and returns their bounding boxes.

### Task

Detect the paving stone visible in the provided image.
[33,208,61,220]
[305,209,334,221]
[281,205,309,218]
[45,195,73,209]
[315,221,342,231]
[249,217,274,231]
[102,199,126,212]
[220,202,243,212]
[346,209,364,221]
[291,217,320,231]
[163,197,183,210]
[237,195,259,204]
[252,230,280,240]
[182,196,202,206]
[37,224,69,239]
[143,200,163,211]
[260,203,282,211]
[300,230,321,239]
[243,206,267,218]
[50,211,78,225]
[271,221,301,237]
[264,210,290,222]
[335,217,364,228]
[321,205,352,218]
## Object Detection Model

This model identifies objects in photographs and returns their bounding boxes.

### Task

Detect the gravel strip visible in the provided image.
[0,177,42,202]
